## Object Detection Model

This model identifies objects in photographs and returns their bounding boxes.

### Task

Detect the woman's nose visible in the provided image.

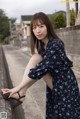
[36,27,40,32]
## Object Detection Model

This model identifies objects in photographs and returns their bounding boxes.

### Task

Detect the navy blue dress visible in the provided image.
[28,39,80,119]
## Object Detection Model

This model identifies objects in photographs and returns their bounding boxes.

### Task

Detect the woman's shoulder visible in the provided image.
[48,38,64,47]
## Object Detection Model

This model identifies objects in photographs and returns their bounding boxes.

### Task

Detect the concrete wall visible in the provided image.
[56,25,80,73]
[0,45,25,119]
[0,45,13,119]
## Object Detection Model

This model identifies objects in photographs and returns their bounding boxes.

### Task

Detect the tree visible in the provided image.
[53,13,66,29]
[0,9,10,41]
[9,18,16,31]
[70,9,75,26]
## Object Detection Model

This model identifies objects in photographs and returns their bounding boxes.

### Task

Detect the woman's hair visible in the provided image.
[30,12,59,54]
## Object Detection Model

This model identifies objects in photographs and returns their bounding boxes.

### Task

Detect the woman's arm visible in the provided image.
[17,76,36,91]
[43,74,53,90]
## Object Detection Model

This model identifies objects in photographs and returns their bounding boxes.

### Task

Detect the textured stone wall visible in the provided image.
[56,25,80,73]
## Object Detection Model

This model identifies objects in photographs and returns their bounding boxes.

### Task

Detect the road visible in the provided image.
[3,45,46,119]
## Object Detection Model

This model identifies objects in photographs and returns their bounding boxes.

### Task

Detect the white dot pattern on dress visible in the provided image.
[28,39,80,119]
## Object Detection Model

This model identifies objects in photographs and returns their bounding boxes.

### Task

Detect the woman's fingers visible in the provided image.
[8,89,17,98]
[1,87,20,98]
[1,88,10,94]
[1,89,6,92]
[1,88,9,92]
[9,93,14,98]
[9,91,17,98]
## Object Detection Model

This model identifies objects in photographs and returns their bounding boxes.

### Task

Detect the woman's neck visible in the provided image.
[42,38,49,49]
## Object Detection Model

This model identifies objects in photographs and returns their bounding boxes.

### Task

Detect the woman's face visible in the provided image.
[32,20,48,41]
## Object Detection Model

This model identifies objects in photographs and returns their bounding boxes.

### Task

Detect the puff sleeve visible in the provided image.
[28,40,63,80]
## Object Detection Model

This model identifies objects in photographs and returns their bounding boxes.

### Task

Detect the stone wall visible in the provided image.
[56,25,80,73]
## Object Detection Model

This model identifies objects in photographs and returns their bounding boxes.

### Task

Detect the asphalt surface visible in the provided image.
[3,45,46,119]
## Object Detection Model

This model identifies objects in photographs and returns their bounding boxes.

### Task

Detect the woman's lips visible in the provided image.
[36,34,42,37]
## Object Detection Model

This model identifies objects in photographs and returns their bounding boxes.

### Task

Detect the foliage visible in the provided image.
[0,9,10,41]
[0,9,16,43]
[3,36,11,44]
[9,18,16,31]
[48,10,75,29]
[48,12,66,29]
[70,9,75,26]
[53,13,66,29]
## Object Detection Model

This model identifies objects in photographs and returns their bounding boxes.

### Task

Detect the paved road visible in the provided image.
[3,45,46,119]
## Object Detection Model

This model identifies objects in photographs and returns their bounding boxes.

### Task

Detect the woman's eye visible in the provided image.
[33,26,36,29]
[33,25,44,29]
[40,25,44,28]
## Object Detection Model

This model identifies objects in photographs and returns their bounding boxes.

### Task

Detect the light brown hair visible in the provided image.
[30,12,59,54]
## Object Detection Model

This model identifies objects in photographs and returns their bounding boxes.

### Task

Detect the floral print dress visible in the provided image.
[28,39,80,119]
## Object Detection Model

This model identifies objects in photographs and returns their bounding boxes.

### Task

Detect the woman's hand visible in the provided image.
[1,86,20,98]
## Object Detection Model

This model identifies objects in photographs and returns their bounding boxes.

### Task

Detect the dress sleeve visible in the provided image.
[28,40,62,80]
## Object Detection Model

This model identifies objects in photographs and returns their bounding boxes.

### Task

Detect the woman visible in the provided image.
[1,12,80,119]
